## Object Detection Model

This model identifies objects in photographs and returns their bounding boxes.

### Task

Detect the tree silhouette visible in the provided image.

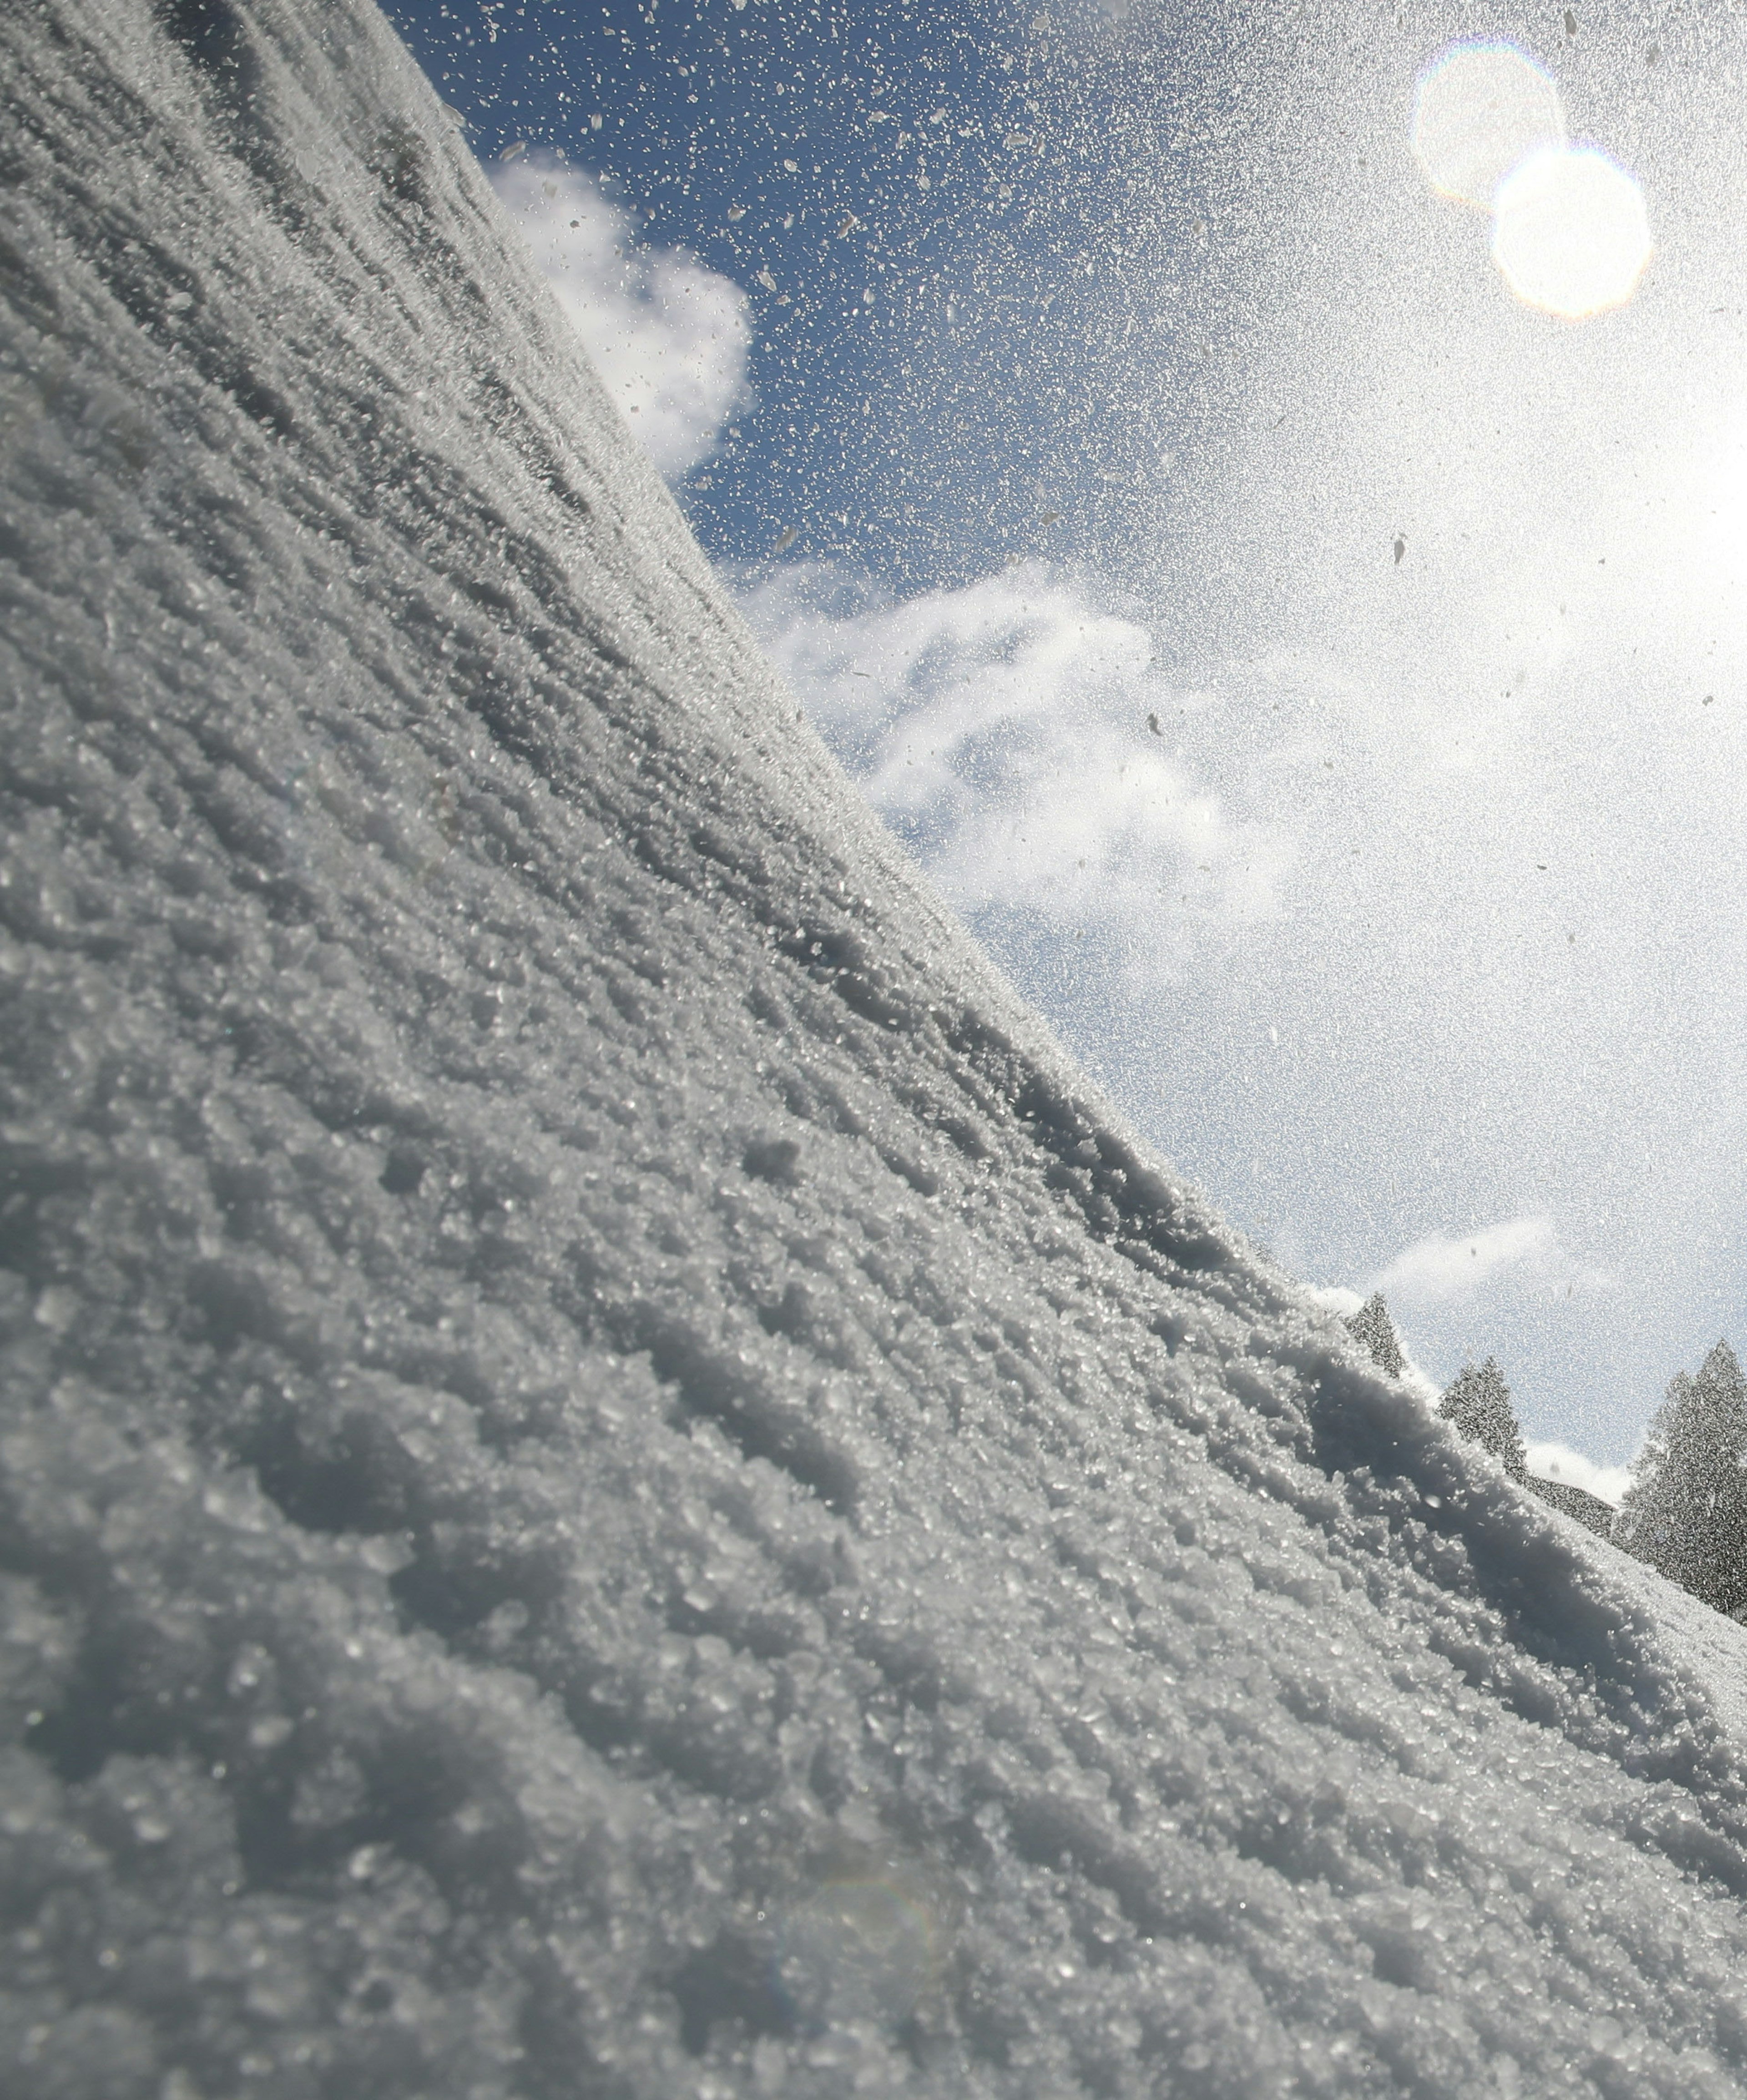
[1346,1292,1405,1379]
[1617,1340,1747,1615]
[1438,1357,1528,1481]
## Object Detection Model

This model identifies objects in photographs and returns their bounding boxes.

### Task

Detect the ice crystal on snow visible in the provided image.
[4,4,1747,2096]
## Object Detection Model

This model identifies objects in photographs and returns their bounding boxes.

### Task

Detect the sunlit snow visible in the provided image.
[10,2,1747,2097]
[370,0,1747,1467]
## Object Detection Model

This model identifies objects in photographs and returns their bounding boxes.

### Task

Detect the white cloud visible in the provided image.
[491,159,749,478]
[1372,1214,1564,1307]
[741,562,1286,953]
[1524,1440,1631,1508]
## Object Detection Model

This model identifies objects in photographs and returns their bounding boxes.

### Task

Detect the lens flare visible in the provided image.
[776,1874,943,2027]
[1491,145,1653,319]
[1412,41,1565,208]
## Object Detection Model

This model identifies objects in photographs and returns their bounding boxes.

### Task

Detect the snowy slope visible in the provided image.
[6,5,1747,2097]
[1545,1516,1747,1747]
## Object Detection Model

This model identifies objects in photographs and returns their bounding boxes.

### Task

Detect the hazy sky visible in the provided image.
[388,0,1747,1473]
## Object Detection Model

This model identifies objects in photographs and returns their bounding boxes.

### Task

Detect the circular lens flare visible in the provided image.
[1491,145,1653,318]
[778,1877,942,2027]
[1412,41,1565,209]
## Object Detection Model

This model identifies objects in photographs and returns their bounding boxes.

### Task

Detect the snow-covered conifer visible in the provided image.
[1438,1357,1528,1480]
[1346,1291,1405,1378]
[1617,1340,1747,1613]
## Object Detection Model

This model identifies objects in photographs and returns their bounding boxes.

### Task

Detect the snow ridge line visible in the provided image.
[7,0,1747,2093]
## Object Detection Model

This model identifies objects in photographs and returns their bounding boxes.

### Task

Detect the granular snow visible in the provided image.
[5,4,1747,2095]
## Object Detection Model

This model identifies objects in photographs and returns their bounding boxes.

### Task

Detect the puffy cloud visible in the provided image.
[492,159,749,478]
[1523,1440,1631,1509]
[1372,1214,1565,1307]
[1305,1283,1363,1318]
[741,562,1286,957]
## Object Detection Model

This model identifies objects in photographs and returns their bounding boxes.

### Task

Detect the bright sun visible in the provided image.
[1412,39,1652,321]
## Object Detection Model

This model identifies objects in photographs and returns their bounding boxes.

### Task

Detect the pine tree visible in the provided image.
[1438,1357,1528,1481]
[1617,1340,1747,1615]
[1346,1292,1405,1379]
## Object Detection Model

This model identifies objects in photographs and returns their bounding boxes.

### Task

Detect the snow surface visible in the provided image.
[8,3,1747,2095]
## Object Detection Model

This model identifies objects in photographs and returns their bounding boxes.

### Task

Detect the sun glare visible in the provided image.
[1490,145,1653,320]
[1411,41,1565,209]
[1412,40,1651,320]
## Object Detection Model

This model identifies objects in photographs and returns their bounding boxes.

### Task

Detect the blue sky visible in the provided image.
[384,0,1747,1483]
[384,0,1248,587]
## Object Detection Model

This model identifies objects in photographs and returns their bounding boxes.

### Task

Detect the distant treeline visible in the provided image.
[1345,1294,1747,1617]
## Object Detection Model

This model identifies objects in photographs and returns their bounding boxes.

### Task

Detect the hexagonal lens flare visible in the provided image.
[1491,144,1654,320]
[1411,40,1652,319]
[1412,41,1565,209]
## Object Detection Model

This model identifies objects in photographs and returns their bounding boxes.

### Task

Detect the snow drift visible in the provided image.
[5,4,1747,2095]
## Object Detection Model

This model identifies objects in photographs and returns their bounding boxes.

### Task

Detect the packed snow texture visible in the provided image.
[7,5,1747,2097]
